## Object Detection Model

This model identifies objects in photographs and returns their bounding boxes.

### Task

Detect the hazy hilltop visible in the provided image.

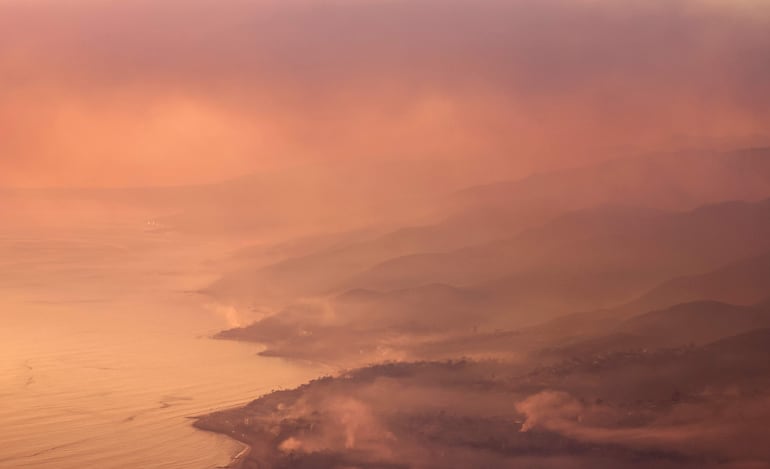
[617,300,770,347]
[530,251,770,345]
[626,252,770,313]
[439,252,770,361]
[454,147,770,215]
[215,258,770,366]
[213,197,770,362]
[207,148,770,313]
[205,148,770,380]
[351,199,770,292]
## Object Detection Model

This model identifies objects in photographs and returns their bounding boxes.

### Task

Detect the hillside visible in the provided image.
[197,328,770,469]
[208,148,770,309]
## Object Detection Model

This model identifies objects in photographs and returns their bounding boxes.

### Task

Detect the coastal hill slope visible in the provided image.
[201,150,770,468]
[207,148,770,308]
[197,328,770,469]
[213,202,770,365]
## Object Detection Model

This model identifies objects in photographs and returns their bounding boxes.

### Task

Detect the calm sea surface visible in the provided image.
[0,227,324,468]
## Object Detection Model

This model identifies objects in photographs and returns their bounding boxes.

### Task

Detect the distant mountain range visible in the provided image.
[209,148,770,312]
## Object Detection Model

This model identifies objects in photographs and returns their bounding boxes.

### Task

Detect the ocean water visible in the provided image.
[0,228,324,468]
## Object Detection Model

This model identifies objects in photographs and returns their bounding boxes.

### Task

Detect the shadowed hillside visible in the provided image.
[197,328,770,469]
[212,198,770,365]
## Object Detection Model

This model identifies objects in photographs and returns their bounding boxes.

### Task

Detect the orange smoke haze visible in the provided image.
[1,0,769,187]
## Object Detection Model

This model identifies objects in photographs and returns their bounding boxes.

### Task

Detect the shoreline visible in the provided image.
[222,442,251,469]
[188,414,252,469]
[192,340,339,469]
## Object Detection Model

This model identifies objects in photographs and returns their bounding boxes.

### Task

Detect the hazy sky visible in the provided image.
[1,0,769,187]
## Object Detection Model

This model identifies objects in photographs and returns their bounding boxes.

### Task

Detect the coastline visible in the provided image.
[193,419,252,469]
[190,344,339,469]
[222,443,250,469]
